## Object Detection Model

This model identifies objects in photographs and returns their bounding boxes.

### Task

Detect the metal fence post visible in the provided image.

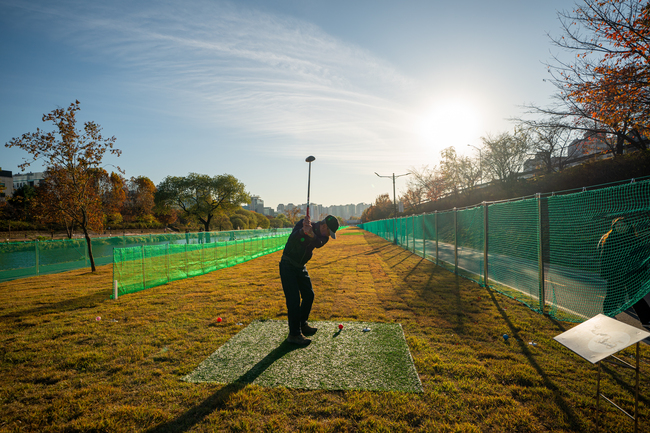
[454,207,458,275]
[141,245,146,290]
[412,216,416,254]
[483,201,489,288]
[537,193,547,313]
[422,214,426,258]
[435,210,439,265]
[166,243,170,283]
[35,240,40,276]
[185,244,189,277]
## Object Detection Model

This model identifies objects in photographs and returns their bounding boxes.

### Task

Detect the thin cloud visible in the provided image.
[5,0,421,164]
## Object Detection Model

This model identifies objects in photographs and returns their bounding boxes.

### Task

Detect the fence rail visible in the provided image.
[360,179,650,323]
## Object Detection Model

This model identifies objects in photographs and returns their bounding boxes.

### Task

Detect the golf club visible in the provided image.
[305,156,315,218]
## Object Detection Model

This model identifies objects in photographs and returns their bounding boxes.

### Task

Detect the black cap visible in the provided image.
[324,215,339,239]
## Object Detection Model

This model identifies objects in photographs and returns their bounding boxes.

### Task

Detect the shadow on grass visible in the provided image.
[390,250,589,430]
[310,243,393,270]
[146,340,303,433]
[0,290,111,322]
[486,289,587,432]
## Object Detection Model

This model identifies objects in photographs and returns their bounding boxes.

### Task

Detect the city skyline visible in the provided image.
[247,194,371,219]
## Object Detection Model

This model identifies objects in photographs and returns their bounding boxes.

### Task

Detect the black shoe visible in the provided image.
[286,334,311,346]
[301,323,318,336]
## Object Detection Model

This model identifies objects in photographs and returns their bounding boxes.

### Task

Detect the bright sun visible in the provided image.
[416,100,483,160]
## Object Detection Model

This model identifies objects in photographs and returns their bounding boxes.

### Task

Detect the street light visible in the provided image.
[375,171,410,244]
[467,144,482,185]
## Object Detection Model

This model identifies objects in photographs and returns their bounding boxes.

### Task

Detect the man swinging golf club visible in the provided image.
[280,156,339,345]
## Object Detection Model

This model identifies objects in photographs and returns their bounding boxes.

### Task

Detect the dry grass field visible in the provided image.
[1,226,647,432]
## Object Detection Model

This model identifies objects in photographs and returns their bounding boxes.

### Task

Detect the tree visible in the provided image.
[538,0,650,153]
[155,173,250,232]
[211,211,233,231]
[232,209,253,229]
[517,121,587,173]
[439,147,481,197]
[402,165,446,210]
[271,213,292,228]
[5,101,120,271]
[230,215,247,230]
[284,206,302,224]
[361,194,393,222]
[252,212,270,229]
[481,130,531,189]
[7,184,37,221]
[153,203,178,228]
[125,176,156,222]
[98,170,127,226]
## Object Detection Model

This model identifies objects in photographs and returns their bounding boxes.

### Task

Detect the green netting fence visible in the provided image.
[112,230,290,297]
[360,178,650,323]
[0,229,290,283]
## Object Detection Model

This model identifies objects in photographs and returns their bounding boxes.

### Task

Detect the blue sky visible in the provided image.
[1,0,571,210]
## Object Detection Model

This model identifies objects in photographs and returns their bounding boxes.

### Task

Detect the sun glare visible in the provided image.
[417,100,483,160]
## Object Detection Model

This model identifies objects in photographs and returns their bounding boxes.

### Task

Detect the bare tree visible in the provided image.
[482,130,531,188]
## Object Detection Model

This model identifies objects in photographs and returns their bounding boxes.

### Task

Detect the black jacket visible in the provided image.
[281,219,329,267]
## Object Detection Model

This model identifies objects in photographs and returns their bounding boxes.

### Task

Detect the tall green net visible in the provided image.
[360,179,650,323]
[112,231,290,297]
[0,229,290,283]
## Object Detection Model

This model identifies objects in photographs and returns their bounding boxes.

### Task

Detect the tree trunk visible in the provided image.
[65,219,73,239]
[83,228,96,272]
[616,134,625,155]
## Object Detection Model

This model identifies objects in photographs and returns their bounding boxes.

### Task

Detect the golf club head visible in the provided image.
[305,156,315,163]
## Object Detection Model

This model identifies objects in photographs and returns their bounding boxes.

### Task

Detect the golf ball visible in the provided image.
[338,324,343,330]
[502,334,509,341]
[96,316,101,321]
[217,317,222,323]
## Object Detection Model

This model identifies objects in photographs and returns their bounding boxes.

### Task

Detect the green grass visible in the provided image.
[183,320,422,392]
[0,226,648,432]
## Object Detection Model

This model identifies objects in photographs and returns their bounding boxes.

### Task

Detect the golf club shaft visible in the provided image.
[307,161,311,218]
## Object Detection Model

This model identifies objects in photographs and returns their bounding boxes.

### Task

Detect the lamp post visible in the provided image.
[375,171,410,244]
[467,144,482,185]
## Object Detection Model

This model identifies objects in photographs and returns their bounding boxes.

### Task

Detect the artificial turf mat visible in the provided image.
[183,320,422,392]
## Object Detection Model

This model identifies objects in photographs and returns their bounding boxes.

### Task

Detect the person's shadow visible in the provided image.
[147,341,303,433]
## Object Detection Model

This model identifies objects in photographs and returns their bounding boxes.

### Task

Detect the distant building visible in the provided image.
[523,132,614,176]
[265,197,371,220]
[0,170,13,201]
[13,171,45,190]
[245,195,267,214]
[567,132,612,158]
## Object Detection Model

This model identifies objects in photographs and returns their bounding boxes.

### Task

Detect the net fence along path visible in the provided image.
[360,179,650,323]
[0,228,290,283]
[112,231,290,297]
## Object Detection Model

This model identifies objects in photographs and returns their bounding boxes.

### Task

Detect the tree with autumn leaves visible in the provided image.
[6,101,121,271]
[540,0,650,152]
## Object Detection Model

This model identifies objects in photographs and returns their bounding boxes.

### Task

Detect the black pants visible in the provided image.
[279,260,314,336]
